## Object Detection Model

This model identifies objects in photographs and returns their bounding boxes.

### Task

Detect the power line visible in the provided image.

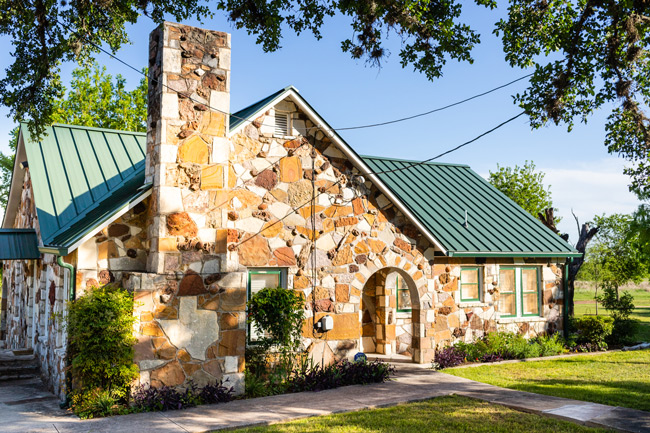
[50,13,529,134]
[233,111,524,248]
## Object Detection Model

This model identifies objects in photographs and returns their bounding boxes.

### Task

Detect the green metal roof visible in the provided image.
[0,229,40,259]
[362,156,580,257]
[230,87,295,132]
[21,123,149,254]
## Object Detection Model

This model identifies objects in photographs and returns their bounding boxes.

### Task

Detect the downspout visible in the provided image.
[56,255,75,408]
[563,259,570,340]
[56,255,75,302]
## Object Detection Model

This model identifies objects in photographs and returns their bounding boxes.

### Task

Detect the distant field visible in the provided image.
[574,280,650,342]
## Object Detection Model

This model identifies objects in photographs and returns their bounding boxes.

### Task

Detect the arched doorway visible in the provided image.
[360,267,419,360]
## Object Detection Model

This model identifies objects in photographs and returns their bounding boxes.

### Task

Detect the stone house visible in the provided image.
[0,22,579,400]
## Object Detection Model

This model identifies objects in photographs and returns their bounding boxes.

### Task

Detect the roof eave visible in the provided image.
[41,185,152,257]
[448,251,583,258]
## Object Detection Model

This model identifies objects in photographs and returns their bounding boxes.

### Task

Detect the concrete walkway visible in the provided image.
[2,365,649,433]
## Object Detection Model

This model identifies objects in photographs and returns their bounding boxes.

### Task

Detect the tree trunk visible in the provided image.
[538,208,598,317]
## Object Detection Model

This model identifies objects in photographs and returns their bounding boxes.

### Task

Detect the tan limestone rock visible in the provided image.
[167,212,198,237]
[332,245,353,266]
[261,220,283,238]
[199,111,226,136]
[218,330,245,356]
[178,135,210,164]
[303,313,359,340]
[220,313,240,330]
[273,247,296,266]
[279,156,302,182]
[201,165,224,189]
[151,360,185,387]
[238,235,271,266]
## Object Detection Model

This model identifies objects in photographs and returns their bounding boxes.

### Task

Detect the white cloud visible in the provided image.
[540,158,643,239]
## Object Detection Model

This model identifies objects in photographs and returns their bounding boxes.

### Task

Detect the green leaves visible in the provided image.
[488,161,558,225]
[67,283,139,399]
[247,286,305,350]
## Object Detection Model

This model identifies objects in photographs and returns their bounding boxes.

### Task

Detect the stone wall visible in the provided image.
[75,199,150,295]
[3,168,69,399]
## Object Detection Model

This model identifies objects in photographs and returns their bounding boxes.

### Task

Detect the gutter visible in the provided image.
[56,255,75,408]
[563,259,570,339]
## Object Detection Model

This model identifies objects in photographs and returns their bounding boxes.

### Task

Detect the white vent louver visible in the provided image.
[274,112,290,136]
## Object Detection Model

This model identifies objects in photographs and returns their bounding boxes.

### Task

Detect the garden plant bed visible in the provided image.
[447,349,619,369]
[445,350,650,412]
[224,395,610,433]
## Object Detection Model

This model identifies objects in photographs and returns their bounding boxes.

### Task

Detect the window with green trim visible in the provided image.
[247,269,285,343]
[460,267,481,302]
[396,275,411,312]
[498,266,540,318]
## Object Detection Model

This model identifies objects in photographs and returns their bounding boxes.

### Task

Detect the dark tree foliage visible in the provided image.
[2,1,650,196]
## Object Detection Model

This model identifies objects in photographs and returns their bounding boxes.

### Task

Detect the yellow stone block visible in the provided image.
[178,135,209,164]
[201,164,224,189]
[158,237,178,251]
[200,111,226,137]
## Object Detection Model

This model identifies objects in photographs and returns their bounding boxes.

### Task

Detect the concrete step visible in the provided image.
[0,348,40,382]
[12,348,33,356]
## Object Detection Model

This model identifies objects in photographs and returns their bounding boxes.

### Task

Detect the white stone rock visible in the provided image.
[357,219,372,233]
[223,372,245,395]
[268,237,286,250]
[212,137,230,164]
[235,217,265,233]
[189,213,206,229]
[267,141,288,159]
[275,100,296,112]
[160,145,178,163]
[140,359,168,371]
[161,93,179,120]
[246,184,268,198]
[323,145,344,159]
[78,238,98,269]
[159,187,183,213]
[292,119,306,136]
[269,202,291,219]
[292,245,302,256]
[231,196,242,209]
[322,275,335,290]
[198,228,216,244]
[251,158,271,173]
[376,194,391,209]
[218,48,231,70]
[224,356,238,374]
[210,90,230,113]
[284,213,306,227]
[543,266,557,281]
[162,48,181,74]
[158,297,220,360]
[315,233,335,251]
[189,262,202,273]
[203,259,220,274]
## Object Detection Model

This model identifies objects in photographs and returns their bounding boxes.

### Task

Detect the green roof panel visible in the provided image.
[229,87,294,132]
[361,156,579,257]
[21,123,148,253]
[0,229,40,260]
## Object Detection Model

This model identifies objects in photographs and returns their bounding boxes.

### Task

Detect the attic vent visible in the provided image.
[274,112,290,136]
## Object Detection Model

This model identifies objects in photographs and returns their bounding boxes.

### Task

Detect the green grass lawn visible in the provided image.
[446,351,650,412]
[227,395,609,433]
[574,282,650,342]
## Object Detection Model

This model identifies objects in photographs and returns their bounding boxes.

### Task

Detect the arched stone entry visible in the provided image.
[360,267,420,360]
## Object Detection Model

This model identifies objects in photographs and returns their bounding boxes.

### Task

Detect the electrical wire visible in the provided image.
[47,12,529,135]
[232,111,525,249]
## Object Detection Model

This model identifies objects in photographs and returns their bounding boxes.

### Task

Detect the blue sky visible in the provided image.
[0,3,642,239]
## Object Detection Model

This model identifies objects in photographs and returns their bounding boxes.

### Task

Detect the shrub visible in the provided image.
[598,287,639,346]
[67,283,139,417]
[434,346,466,369]
[132,381,233,412]
[287,359,394,392]
[533,333,566,357]
[69,388,125,419]
[571,315,614,349]
[609,319,641,346]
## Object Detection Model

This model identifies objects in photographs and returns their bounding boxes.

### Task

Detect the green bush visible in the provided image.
[598,286,639,346]
[245,287,306,397]
[68,283,139,416]
[534,333,566,357]
[610,319,641,346]
[571,316,614,349]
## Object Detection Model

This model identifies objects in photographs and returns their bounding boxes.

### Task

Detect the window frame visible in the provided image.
[396,275,412,312]
[246,268,286,344]
[519,267,541,317]
[498,266,518,318]
[459,266,482,303]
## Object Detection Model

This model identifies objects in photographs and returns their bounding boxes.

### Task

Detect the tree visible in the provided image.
[2,2,650,197]
[0,62,147,211]
[488,161,559,224]
[589,213,648,295]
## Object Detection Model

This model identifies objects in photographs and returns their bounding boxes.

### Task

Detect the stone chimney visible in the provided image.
[146,22,231,274]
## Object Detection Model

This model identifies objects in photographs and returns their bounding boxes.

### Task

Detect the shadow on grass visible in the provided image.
[501,378,650,412]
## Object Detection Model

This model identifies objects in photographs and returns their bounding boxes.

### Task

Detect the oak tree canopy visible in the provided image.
[1,0,649,196]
